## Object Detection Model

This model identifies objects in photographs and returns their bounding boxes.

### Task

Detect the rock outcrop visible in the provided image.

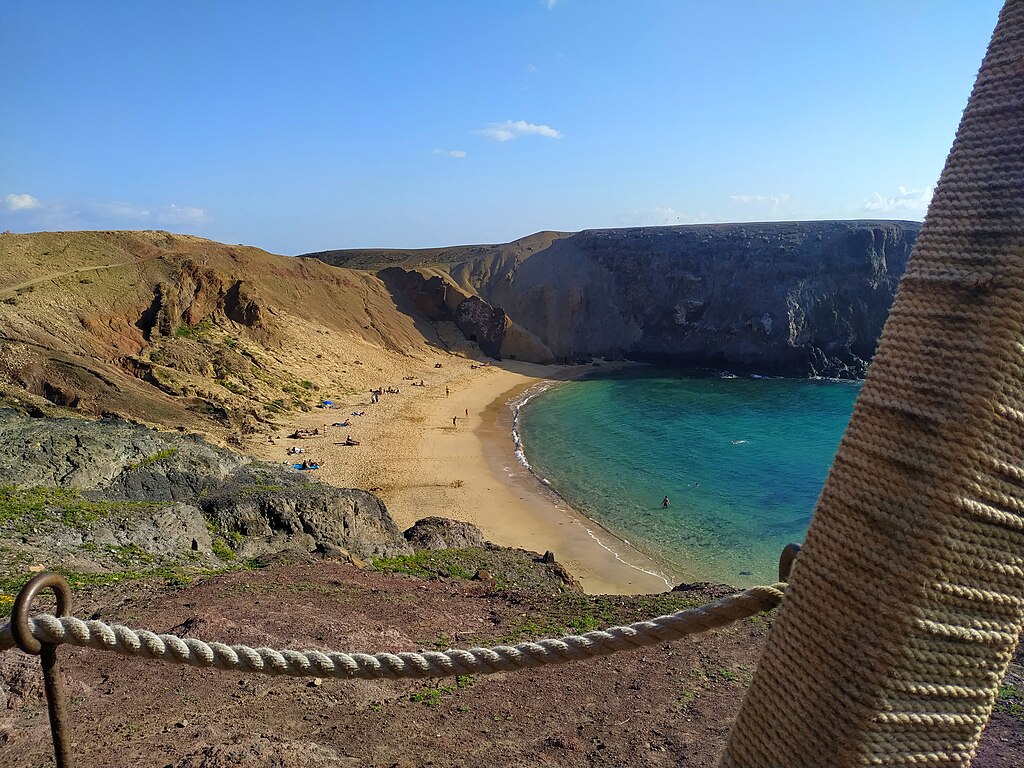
[0,410,411,572]
[404,516,488,550]
[310,220,920,378]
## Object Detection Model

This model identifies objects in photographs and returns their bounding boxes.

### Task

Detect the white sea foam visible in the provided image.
[507,379,673,589]
[508,380,558,471]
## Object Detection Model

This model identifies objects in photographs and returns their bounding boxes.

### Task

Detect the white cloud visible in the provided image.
[479,120,562,142]
[0,194,208,230]
[545,0,559,8]
[83,201,206,223]
[159,203,207,224]
[730,193,791,211]
[524,63,541,75]
[95,200,152,220]
[862,186,933,216]
[4,193,41,211]
[433,148,467,158]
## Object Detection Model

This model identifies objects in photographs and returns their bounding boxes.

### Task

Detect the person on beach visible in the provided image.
[452,416,457,427]
[446,386,449,397]
[662,495,670,508]
[465,408,469,417]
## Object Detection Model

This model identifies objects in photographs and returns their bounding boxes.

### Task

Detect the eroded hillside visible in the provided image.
[0,231,457,439]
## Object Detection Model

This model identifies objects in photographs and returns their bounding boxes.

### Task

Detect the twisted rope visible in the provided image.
[0,583,784,680]
[722,4,1024,766]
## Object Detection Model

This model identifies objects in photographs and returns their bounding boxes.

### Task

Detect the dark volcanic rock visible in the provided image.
[461,221,920,378]
[310,221,920,377]
[0,409,247,490]
[204,486,410,560]
[404,516,488,550]
[0,410,411,563]
[454,296,506,359]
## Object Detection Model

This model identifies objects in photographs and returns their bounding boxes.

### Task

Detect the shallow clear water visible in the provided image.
[516,371,860,586]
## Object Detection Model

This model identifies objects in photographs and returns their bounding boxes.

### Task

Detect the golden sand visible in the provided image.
[245,340,670,595]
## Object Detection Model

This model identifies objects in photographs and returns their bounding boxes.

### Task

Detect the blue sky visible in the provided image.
[0,1,1005,255]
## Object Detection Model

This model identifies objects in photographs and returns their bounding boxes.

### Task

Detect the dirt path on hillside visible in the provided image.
[0,263,126,297]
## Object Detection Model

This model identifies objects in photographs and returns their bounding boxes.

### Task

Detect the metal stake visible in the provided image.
[12,572,74,768]
[779,542,801,582]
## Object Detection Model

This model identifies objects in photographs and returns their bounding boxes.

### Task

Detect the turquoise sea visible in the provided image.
[513,370,860,587]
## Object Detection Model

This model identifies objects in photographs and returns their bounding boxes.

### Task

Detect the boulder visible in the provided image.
[404,517,487,550]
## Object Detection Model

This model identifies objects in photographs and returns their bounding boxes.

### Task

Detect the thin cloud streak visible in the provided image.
[479,120,562,142]
[730,194,791,211]
[0,193,208,230]
[862,186,933,216]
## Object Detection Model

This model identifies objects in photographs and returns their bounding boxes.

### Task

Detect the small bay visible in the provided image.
[515,370,860,587]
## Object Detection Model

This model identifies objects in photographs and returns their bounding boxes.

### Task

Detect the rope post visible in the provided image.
[722,3,1024,765]
[13,573,75,768]
[777,543,800,582]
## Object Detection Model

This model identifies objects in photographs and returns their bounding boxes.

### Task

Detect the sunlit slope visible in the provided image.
[0,231,444,437]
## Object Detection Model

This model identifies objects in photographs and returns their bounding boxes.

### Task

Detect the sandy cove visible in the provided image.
[245,346,671,595]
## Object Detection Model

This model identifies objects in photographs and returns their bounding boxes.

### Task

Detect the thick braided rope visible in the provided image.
[722,3,1024,767]
[0,584,783,679]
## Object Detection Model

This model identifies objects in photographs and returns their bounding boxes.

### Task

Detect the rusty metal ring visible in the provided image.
[12,573,72,655]
[778,542,801,582]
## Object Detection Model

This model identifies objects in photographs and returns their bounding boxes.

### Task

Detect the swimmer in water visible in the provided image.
[662,495,670,508]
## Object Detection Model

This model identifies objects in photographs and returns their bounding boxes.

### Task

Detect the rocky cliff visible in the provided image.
[311,221,920,378]
[0,410,411,587]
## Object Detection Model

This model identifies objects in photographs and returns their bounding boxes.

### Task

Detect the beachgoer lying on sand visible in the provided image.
[342,435,360,446]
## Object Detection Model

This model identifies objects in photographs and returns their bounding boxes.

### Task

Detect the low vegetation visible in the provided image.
[997,682,1024,720]
[0,486,160,529]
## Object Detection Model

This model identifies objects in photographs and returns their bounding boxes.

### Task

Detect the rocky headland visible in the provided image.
[309,220,921,378]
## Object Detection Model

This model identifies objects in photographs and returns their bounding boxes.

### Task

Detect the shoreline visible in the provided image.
[479,378,675,591]
[244,352,672,595]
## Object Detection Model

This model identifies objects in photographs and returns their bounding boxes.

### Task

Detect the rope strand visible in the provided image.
[0,583,784,680]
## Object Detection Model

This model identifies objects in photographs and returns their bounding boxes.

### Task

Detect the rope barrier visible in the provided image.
[1,582,785,680]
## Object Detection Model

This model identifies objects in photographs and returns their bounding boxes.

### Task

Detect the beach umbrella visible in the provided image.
[721,2,1024,765]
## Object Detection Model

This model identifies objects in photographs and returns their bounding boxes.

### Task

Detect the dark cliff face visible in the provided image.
[451,220,920,377]
[305,220,920,378]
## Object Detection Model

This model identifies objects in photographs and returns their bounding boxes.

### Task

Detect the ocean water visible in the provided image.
[513,370,860,587]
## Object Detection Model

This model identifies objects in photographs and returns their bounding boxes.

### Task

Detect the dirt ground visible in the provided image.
[2,561,1022,768]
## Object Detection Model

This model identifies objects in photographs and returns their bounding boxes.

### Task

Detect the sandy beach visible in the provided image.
[244,338,671,594]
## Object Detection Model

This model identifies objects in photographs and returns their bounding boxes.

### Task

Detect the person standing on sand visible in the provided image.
[662,495,670,508]
[446,386,450,397]
[453,416,457,427]
[465,408,468,417]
